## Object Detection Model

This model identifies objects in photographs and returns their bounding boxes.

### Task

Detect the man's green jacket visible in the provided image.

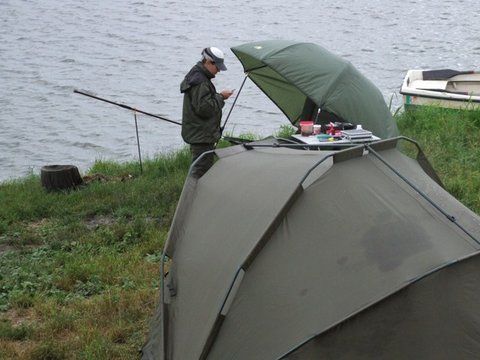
[180,62,225,144]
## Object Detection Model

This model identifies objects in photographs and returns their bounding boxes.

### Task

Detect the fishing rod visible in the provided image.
[73,89,182,126]
[74,89,181,174]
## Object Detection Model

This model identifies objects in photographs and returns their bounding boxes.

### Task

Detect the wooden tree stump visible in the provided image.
[40,165,83,191]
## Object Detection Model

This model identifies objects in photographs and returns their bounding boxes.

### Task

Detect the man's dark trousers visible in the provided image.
[190,143,215,178]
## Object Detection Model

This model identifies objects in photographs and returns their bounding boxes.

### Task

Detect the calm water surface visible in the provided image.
[1,0,479,181]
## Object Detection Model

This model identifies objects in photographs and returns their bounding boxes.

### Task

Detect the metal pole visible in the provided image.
[133,111,143,173]
[220,73,249,134]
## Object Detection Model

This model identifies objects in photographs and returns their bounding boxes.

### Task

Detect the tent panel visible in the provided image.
[166,149,334,359]
[207,154,477,360]
[374,148,480,243]
[283,252,480,359]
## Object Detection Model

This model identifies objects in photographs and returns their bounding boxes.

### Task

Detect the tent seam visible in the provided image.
[320,61,352,107]
[275,249,480,360]
[235,42,342,125]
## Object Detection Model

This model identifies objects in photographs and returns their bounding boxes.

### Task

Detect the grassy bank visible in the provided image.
[0,150,191,359]
[396,106,480,213]
[1,108,480,358]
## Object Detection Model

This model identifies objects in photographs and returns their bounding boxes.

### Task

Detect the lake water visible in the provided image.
[1,0,479,181]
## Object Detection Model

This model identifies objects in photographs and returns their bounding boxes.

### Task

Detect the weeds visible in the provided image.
[0,150,188,358]
[0,320,33,341]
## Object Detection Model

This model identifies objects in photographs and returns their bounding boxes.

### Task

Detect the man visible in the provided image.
[180,47,234,178]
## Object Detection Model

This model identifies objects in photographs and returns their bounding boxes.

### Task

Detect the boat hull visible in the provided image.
[403,93,480,110]
[401,69,480,110]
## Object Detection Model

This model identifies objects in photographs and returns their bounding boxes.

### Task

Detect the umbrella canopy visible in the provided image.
[231,40,398,139]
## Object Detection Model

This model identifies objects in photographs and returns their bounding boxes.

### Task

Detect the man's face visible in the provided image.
[204,60,219,76]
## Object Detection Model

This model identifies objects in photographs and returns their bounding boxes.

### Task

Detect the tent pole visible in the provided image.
[158,149,217,358]
[366,144,480,246]
[159,252,168,359]
[220,73,248,135]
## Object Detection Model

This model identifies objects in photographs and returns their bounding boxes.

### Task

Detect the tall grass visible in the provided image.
[396,106,480,213]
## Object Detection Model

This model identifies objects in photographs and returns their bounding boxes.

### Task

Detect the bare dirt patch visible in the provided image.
[1,308,36,327]
[84,215,116,230]
[27,219,49,231]
[83,173,134,184]
[0,244,15,255]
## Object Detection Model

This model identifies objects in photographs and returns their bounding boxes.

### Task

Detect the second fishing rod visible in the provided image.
[74,89,182,126]
[74,85,245,132]
[74,89,183,174]
[74,81,246,171]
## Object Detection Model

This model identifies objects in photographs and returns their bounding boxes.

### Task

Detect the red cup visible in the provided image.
[299,121,314,136]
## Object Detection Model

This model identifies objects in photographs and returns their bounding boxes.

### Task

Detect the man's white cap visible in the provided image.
[202,47,227,71]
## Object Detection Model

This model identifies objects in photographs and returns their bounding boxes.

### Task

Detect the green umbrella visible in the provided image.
[231,40,398,139]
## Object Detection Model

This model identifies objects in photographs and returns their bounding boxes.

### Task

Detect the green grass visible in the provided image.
[0,320,33,341]
[1,112,480,358]
[0,148,190,359]
[397,106,480,213]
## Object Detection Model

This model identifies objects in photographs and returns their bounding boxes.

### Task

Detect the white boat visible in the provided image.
[400,69,480,110]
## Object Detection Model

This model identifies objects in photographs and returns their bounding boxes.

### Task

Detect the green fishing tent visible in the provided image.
[142,137,480,359]
[231,40,398,139]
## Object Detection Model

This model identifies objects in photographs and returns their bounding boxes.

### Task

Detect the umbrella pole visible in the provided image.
[220,73,248,135]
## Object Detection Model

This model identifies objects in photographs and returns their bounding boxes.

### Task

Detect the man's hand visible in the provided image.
[220,89,235,99]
